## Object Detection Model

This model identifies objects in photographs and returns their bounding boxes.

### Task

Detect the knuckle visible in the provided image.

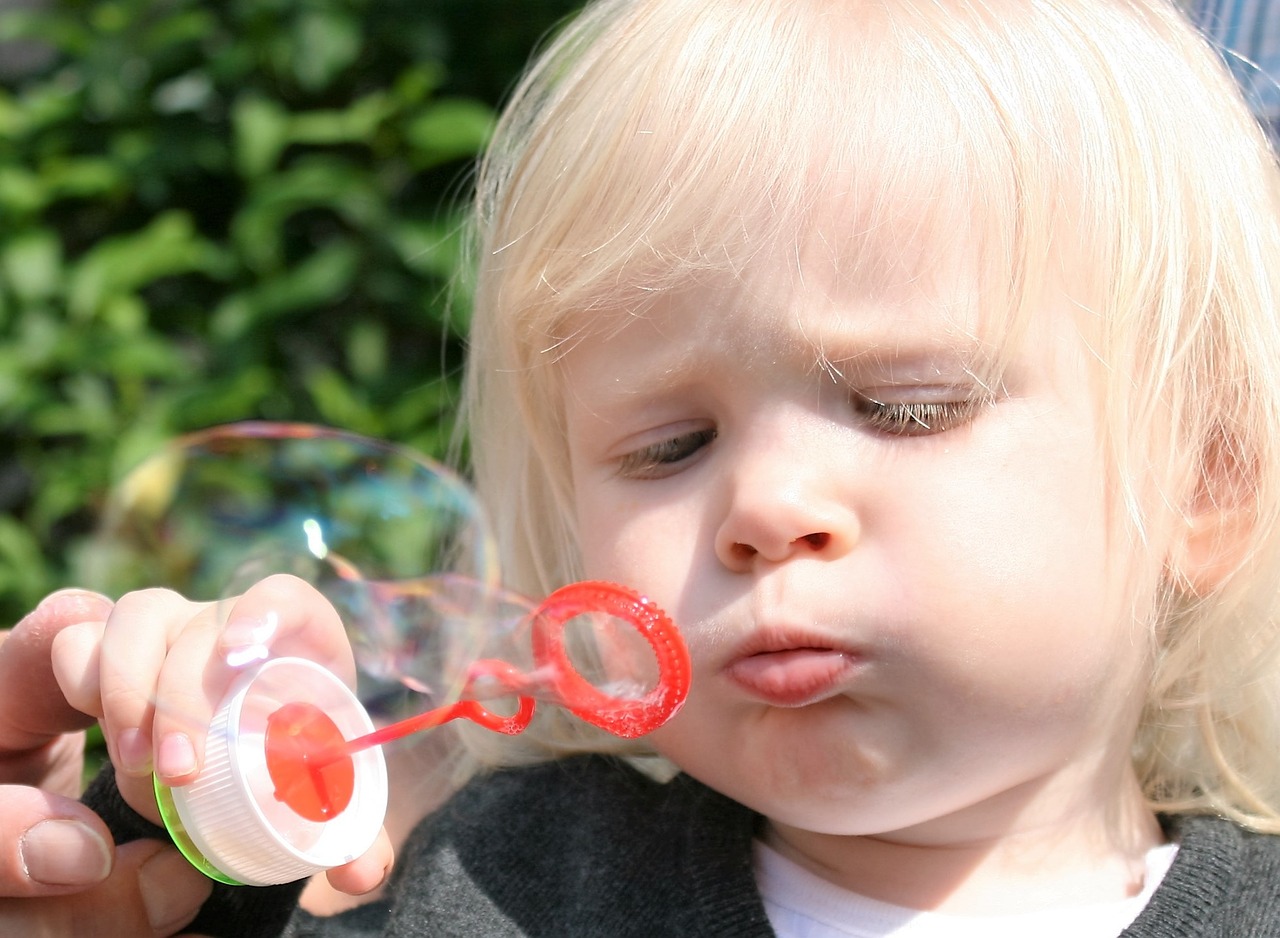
[254,572,321,603]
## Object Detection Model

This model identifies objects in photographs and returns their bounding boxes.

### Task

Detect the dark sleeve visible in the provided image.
[82,764,307,938]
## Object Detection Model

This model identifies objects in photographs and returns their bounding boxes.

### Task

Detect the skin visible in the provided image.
[0,590,213,936]
[560,238,1173,914]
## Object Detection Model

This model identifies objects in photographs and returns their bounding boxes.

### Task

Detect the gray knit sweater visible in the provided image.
[85,756,1280,936]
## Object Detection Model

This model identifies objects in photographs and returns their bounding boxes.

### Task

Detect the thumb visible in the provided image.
[0,590,113,754]
[0,785,114,897]
[0,839,211,938]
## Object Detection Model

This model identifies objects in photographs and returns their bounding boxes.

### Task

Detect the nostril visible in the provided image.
[731,542,758,560]
[800,532,830,550]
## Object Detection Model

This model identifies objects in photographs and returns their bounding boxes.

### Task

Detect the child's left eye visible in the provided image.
[852,393,987,436]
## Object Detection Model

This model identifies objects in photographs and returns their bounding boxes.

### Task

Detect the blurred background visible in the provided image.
[0,0,580,623]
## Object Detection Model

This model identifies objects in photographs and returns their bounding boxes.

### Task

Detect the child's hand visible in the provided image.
[49,573,393,895]
[51,574,354,806]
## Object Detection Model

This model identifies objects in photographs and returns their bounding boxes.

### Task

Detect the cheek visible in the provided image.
[574,488,704,586]
[898,455,1153,698]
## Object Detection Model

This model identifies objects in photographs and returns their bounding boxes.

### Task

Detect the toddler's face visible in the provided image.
[559,237,1165,848]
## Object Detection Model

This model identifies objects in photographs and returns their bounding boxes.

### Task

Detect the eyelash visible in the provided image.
[852,393,987,436]
[616,428,717,479]
[614,392,983,478]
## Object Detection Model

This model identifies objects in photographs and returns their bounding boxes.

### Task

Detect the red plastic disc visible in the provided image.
[264,702,355,822]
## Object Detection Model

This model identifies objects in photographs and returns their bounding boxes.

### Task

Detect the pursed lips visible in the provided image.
[723,628,864,707]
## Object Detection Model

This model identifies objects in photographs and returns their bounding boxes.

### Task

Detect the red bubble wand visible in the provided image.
[262,580,690,822]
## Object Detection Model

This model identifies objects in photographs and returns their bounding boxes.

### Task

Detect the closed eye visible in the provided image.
[616,428,717,479]
[852,393,988,436]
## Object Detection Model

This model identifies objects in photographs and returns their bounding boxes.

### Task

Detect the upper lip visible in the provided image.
[724,626,863,665]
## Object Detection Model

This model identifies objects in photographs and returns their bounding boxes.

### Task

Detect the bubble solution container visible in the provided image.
[155,657,388,886]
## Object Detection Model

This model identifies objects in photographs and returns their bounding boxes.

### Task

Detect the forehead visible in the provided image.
[563,239,1029,406]
[562,180,1022,376]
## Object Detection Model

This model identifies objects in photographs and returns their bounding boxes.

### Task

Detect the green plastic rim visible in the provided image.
[154,775,244,886]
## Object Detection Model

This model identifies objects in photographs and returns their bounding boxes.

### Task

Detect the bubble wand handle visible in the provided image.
[338,666,539,753]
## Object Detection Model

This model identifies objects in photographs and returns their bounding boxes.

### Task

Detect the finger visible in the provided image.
[217,574,356,682]
[150,614,226,786]
[0,732,86,796]
[0,786,114,897]
[150,574,355,784]
[113,764,170,828]
[323,825,394,897]
[50,620,106,719]
[97,590,211,779]
[0,590,114,756]
[0,839,212,938]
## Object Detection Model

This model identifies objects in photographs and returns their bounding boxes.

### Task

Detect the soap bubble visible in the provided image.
[84,422,690,885]
[87,422,501,715]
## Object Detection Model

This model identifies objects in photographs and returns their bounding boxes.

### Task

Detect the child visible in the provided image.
[25,0,1280,934]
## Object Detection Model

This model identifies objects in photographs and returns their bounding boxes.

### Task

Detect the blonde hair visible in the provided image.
[458,0,1280,829]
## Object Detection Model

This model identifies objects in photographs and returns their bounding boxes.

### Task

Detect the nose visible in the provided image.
[712,428,858,572]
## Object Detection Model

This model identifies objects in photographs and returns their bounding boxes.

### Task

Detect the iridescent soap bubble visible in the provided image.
[85,422,690,886]
[88,422,501,712]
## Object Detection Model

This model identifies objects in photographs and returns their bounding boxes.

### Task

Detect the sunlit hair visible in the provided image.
[457,0,1280,829]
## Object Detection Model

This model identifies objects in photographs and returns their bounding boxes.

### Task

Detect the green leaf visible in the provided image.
[232,95,291,178]
[0,91,23,137]
[287,92,394,146]
[305,364,379,432]
[151,71,215,115]
[164,367,278,428]
[39,156,128,202]
[66,211,230,320]
[210,240,360,338]
[0,6,92,57]
[403,98,494,169]
[0,166,47,216]
[0,516,54,611]
[231,160,383,272]
[292,9,362,92]
[1,230,62,302]
[346,318,387,381]
[140,9,219,56]
[387,217,467,279]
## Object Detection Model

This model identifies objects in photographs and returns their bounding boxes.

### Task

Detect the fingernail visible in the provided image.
[20,819,112,886]
[139,848,210,933]
[117,727,152,775]
[157,732,198,779]
[219,612,278,667]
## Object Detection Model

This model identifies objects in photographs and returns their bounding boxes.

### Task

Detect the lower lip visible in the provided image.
[725,649,860,707]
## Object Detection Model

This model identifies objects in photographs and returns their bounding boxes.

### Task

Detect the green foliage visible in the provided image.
[0,0,579,622]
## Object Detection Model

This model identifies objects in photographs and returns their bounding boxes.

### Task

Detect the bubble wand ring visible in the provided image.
[529,580,690,737]
[410,580,691,739]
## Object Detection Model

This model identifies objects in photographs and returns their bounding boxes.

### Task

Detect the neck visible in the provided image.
[763,768,1165,915]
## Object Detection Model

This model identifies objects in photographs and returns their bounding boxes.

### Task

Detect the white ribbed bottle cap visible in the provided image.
[158,657,388,886]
